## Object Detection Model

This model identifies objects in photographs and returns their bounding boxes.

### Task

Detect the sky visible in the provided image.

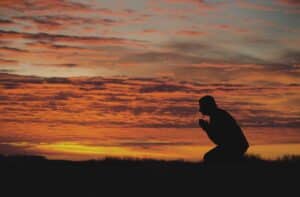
[0,0,300,160]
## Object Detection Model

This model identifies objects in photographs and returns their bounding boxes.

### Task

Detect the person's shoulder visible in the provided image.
[217,108,229,115]
[216,108,233,119]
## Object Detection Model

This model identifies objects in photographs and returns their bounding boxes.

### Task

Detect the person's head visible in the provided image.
[199,95,217,116]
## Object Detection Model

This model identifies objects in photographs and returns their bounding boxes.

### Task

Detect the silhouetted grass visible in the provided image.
[1,154,299,196]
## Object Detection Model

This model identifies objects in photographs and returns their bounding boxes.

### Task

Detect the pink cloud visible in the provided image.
[0,30,146,48]
[13,16,121,32]
[164,0,204,3]
[176,30,206,36]
[0,0,92,13]
[0,19,14,26]
[164,0,219,11]
[238,1,276,11]
[278,0,300,5]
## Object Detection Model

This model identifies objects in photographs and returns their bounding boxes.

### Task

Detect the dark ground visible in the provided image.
[1,154,299,196]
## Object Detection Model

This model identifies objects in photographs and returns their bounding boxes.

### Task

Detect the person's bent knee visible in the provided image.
[203,152,210,162]
[203,147,220,163]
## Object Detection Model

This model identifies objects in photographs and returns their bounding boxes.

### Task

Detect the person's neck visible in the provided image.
[208,108,219,117]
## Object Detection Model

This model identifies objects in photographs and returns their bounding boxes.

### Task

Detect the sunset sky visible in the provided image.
[0,0,300,161]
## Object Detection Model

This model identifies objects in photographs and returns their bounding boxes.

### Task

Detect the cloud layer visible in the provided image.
[1,73,299,128]
[0,0,299,83]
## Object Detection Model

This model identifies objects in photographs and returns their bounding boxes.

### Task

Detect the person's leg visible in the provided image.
[203,146,224,163]
[204,146,248,163]
[223,147,248,162]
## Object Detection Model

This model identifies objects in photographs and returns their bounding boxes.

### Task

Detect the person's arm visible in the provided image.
[199,119,221,145]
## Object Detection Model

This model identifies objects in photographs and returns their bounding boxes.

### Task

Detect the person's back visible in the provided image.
[210,108,249,150]
[198,95,249,163]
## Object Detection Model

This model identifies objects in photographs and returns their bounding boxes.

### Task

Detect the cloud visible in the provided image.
[164,42,208,51]
[0,58,18,66]
[176,30,206,36]
[278,0,300,5]
[0,29,297,85]
[237,1,276,11]
[164,41,267,66]
[1,73,299,129]
[0,30,145,47]
[13,15,121,31]
[164,0,226,11]
[0,143,35,155]
[0,0,140,22]
[126,141,193,147]
[0,30,147,70]
[0,0,299,90]
[165,0,212,7]
[164,0,205,4]
[0,46,28,53]
[279,50,300,65]
[0,0,93,13]
[165,0,200,2]
[139,83,190,93]
[276,0,300,13]
[0,19,14,25]
[0,47,28,59]
[0,73,70,84]
[120,51,203,65]
[139,29,162,35]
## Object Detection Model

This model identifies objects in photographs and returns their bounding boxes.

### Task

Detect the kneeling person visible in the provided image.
[198,95,249,163]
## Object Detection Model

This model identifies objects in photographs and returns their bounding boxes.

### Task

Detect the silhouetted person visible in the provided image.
[198,95,249,163]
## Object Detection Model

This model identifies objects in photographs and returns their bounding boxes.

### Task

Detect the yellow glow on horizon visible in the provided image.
[18,142,300,161]
[248,144,300,159]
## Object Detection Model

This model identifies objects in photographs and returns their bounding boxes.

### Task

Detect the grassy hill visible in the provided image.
[1,154,299,196]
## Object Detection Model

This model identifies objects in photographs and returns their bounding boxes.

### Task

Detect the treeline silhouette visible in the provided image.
[1,154,299,196]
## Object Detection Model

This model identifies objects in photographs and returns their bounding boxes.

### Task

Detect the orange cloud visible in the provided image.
[0,58,18,66]
[1,73,299,129]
